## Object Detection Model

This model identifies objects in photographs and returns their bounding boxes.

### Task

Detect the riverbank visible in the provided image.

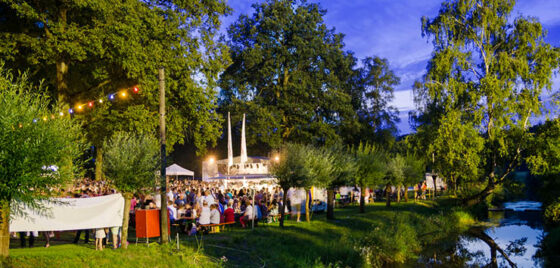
[6,199,477,267]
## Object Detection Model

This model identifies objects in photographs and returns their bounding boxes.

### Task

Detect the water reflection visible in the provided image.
[414,201,544,267]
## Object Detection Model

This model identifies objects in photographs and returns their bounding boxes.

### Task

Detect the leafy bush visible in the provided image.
[355,215,420,267]
[544,198,560,226]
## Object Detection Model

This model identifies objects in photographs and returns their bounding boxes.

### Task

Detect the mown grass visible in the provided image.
[6,198,475,268]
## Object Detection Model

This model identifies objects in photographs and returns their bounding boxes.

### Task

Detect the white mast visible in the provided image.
[240,113,248,164]
[227,112,233,168]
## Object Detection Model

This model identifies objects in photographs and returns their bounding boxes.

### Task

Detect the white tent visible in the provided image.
[166,163,194,177]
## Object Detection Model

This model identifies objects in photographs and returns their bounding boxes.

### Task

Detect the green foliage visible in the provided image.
[351,142,386,188]
[349,56,401,142]
[0,66,84,208]
[305,146,336,189]
[0,0,231,155]
[219,0,358,148]
[328,145,357,188]
[527,119,560,175]
[386,154,406,187]
[269,143,314,190]
[429,110,484,193]
[103,132,159,194]
[414,0,560,203]
[403,153,425,186]
[544,198,560,226]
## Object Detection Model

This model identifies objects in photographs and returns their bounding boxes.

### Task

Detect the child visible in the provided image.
[95,228,105,251]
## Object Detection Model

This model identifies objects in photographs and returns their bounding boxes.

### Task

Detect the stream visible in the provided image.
[412,201,545,267]
[461,201,544,267]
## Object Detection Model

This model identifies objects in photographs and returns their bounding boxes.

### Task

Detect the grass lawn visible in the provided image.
[6,199,474,268]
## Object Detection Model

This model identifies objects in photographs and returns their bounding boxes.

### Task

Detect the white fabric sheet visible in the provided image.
[10,194,124,232]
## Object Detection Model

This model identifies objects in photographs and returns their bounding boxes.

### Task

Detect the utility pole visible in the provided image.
[159,67,169,244]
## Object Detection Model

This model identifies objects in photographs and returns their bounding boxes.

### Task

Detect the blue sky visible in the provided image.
[221,0,560,134]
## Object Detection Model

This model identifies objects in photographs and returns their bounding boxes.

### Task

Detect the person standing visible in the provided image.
[95,228,105,251]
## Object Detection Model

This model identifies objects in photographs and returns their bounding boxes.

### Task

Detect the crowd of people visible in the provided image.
[12,177,433,250]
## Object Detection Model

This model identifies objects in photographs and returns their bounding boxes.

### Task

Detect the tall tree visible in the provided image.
[415,0,559,205]
[0,0,230,178]
[428,110,484,196]
[349,56,401,143]
[219,0,357,149]
[0,67,84,257]
[103,132,159,250]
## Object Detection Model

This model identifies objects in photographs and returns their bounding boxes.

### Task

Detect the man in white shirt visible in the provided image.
[167,189,175,203]
[167,200,177,222]
[198,201,211,225]
[240,199,253,228]
[204,190,215,205]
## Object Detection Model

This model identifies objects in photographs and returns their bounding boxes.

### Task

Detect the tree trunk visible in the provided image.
[121,193,132,249]
[359,184,366,213]
[397,186,401,203]
[95,146,103,181]
[463,178,496,206]
[327,188,335,220]
[305,189,310,223]
[0,200,10,258]
[279,188,288,228]
[404,186,409,202]
[385,184,391,207]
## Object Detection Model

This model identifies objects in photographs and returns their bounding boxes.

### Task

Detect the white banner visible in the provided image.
[10,194,124,232]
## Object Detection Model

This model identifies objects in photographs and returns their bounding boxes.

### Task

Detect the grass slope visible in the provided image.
[6,199,474,268]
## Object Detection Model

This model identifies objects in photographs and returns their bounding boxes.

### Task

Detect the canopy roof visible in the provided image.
[166,164,194,176]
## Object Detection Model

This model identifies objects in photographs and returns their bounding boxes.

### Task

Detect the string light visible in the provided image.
[20,86,140,126]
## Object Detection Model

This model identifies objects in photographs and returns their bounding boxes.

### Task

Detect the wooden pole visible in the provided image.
[159,67,169,244]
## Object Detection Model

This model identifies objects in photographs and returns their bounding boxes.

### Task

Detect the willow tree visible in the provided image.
[415,0,559,205]
[103,132,159,249]
[352,142,386,213]
[325,147,356,219]
[269,143,313,228]
[0,67,83,257]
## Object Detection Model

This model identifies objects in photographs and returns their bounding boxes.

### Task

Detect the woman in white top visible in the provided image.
[209,204,220,224]
[198,201,211,225]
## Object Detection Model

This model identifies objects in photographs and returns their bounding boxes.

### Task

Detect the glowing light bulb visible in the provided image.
[120,91,127,98]
[109,94,115,100]
[68,108,74,114]
[77,105,83,111]
[133,86,139,93]
[99,99,103,103]
[88,101,94,108]
[59,112,64,116]
[43,116,47,121]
